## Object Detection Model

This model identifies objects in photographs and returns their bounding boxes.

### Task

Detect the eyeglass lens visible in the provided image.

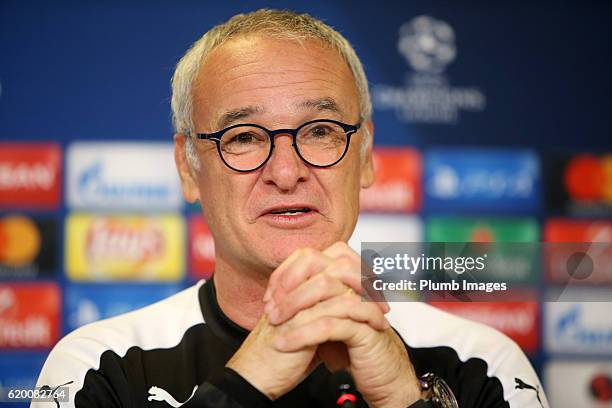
[218,121,349,171]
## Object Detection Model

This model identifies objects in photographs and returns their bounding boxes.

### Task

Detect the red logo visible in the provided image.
[0,282,61,349]
[543,219,612,284]
[430,301,539,353]
[590,373,612,402]
[360,148,421,213]
[564,154,612,203]
[0,143,62,209]
[544,218,612,242]
[189,215,215,279]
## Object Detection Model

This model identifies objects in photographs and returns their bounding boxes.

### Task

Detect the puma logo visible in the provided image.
[147,385,198,407]
[515,377,543,407]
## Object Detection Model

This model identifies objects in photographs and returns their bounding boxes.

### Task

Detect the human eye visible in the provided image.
[221,129,267,153]
[308,124,334,138]
[227,132,259,144]
[300,122,345,147]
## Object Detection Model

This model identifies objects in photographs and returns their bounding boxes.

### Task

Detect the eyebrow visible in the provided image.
[296,97,343,116]
[214,97,344,130]
[216,106,263,130]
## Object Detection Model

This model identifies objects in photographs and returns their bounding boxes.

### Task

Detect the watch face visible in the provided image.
[431,376,459,408]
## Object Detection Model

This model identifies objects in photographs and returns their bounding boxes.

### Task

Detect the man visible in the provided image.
[34,9,547,408]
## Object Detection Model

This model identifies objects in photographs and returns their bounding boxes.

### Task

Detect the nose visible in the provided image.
[260,134,309,191]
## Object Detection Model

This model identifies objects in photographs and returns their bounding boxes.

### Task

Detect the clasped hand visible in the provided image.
[226,242,421,407]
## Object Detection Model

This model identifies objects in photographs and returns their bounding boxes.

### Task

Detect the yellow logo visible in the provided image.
[66,214,184,281]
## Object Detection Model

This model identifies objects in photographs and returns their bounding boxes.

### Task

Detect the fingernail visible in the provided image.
[263,288,271,302]
[264,300,275,315]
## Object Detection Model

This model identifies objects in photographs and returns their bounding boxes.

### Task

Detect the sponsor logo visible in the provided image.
[359,148,421,213]
[424,149,540,212]
[0,143,61,209]
[189,215,215,280]
[590,373,612,402]
[514,378,544,407]
[372,15,486,124]
[64,284,181,331]
[426,217,538,282]
[66,142,183,210]
[564,154,612,203]
[430,301,539,353]
[349,215,422,252]
[543,219,612,285]
[0,215,58,278]
[147,385,198,407]
[65,214,184,281]
[0,283,60,349]
[545,360,612,406]
[544,153,612,215]
[545,299,612,354]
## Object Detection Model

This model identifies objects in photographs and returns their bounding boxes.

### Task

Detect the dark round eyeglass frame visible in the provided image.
[195,119,361,173]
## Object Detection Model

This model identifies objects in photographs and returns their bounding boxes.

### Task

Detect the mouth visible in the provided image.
[267,207,313,216]
[260,204,319,228]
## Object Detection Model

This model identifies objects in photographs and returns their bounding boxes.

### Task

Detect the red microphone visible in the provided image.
[331,370,358,408]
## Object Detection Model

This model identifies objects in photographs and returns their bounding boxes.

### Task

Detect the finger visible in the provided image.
[274,317,375,352]
[288,291,389,331]
[325,242,391,314]
[264,249,304,301]
[268,258,362,324]
[265,248,333,302]
[323,241,361,262]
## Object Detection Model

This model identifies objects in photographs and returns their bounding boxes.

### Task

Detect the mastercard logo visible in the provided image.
[564,154,612,202]
[470,226,495,242]
[0,215,41,266]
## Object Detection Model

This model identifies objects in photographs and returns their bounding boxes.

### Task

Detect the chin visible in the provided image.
[262,231,338,266]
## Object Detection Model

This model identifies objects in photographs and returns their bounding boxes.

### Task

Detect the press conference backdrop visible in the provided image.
[1,1,611,407]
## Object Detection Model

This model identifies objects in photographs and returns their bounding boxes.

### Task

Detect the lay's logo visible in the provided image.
[66,214,184,281]
[86,218,164,263]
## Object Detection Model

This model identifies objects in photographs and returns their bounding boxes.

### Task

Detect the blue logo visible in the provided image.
[555,305,612,348]
[77,161,171,202]
[424,149,540,213]
[64,284,182,333]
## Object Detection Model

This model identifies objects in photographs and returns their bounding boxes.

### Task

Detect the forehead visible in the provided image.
[191,35,361,128]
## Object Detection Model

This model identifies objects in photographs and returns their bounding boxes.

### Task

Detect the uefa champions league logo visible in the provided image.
[398,15,456,74]
[372,15,486,124]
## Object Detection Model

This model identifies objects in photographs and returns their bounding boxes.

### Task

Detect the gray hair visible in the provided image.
[171,9,372,169]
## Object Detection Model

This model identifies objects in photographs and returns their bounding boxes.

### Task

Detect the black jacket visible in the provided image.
[33,280,547,407]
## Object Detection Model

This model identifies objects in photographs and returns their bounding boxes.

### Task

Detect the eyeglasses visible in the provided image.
[195,119,361,172]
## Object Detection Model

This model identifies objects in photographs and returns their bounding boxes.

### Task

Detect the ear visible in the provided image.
[360,120,375,188]
[174,133,200,203]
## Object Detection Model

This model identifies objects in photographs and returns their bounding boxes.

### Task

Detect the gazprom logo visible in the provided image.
[424,149,540,213]
[67,142,183,210]
[77,161,170,201]
[545,300,612,354]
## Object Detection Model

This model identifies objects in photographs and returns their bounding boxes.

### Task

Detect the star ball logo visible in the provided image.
[372,15,486,124]
[398,15,456,74]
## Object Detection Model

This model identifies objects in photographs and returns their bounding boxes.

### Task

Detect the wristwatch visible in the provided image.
[419,373,459,408]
